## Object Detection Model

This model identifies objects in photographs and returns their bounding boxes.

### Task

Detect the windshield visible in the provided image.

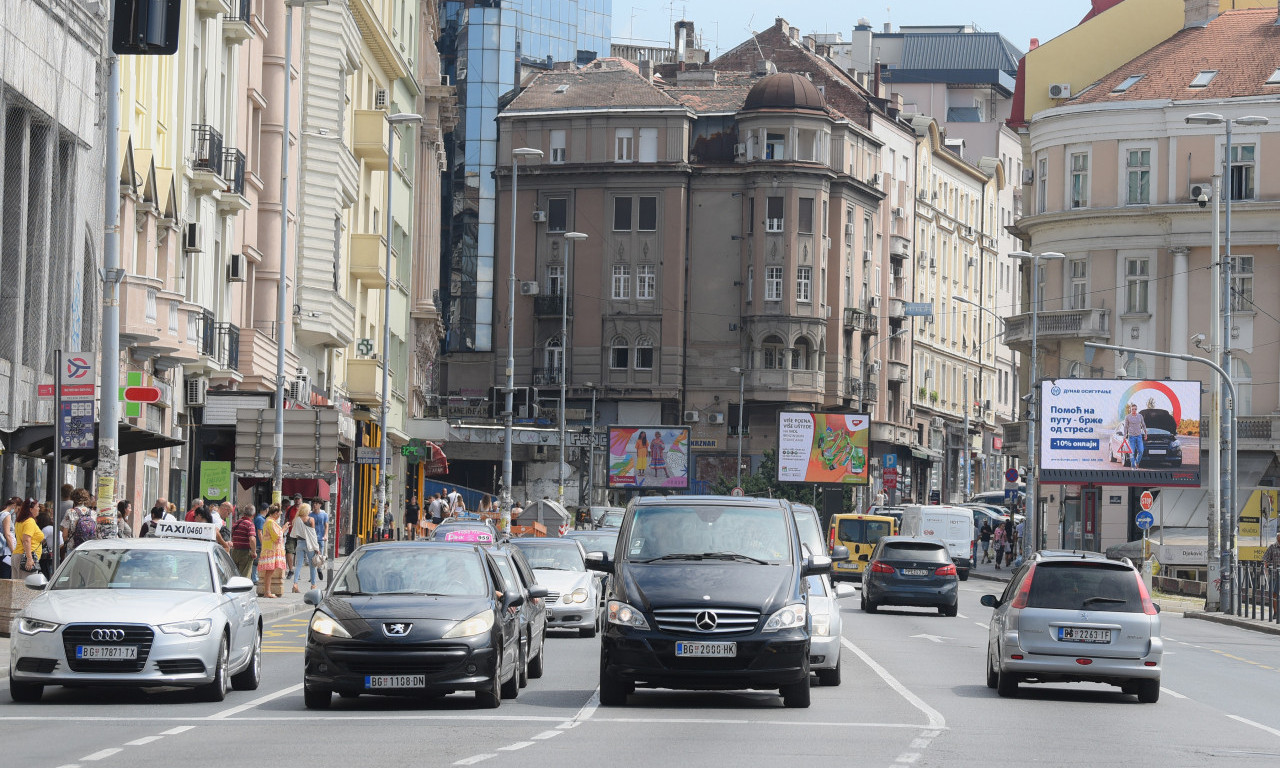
[1026,563,1143,612]
[566,534,617,555]
[53,549,214,592]
[837,518,894,544]
[509,541,586,571]
[792,510,826,557]
[625,504,791,564]
[599,512,624,527]
[332,548,488,596]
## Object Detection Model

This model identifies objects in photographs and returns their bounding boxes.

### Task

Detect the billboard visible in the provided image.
[1040,379,1201,487]
[777,412,871,485]
[607,426,690,489]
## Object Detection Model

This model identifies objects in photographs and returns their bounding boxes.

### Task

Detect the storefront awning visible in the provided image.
[911,448,934,461]
[1,422,184,468]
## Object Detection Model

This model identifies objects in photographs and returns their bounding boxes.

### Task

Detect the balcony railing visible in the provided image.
[850,312,879,334]
[532,367,564,387]
[862,381,878,403]
[222,149,246,195]
[844,377,861,398]
[1003,308,1110,348]
[216,323,240,371]
[533,294,572,317]
[191,125,224,174]
[227,0,251,20]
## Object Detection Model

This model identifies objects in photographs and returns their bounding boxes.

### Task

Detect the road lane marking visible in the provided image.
[80,749,122,761]
[124,736,163,746]
[590,717,928,728]
[957,613,969,619]
[841,636,946,729]
[498,742,535,751]
[894,753,920,763]
[1228,714,1280,739]
[973,622,988,629]
[161,726,194,735]
[532,730,563,740]
[572,689,600,723]
[453,755,496,765]
[208,683,303,720]
[1161,688,1188,699]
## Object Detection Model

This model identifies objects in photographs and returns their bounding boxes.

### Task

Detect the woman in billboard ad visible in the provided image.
[608,427,689,488]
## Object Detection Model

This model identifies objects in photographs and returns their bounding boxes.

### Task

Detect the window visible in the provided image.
[609,336,629,369]
[1070,152,1089,208]
[766,196,784,232]
[765,132,785,160]
[765,266,783,301]
[634,335,654,369]
[796,266,811,302]
[638,128,657,162]
[638,196,657,231]
[863,213,874,257]
[792,338,811,370]
[1125,257,1149,314]
[637,264,656,300]
[762,335,786,369]
[615,128,634,162]
[549,129,566,163]
[747,198,755,233]
[746,265,754,302]
[612,264,631,299]
[1126,149,1150,204]
[1037,157,1048,213]
[546,264,565,296]
[1230,144,1256,200]
[613,197,632,231]
[1112,74,1144,93]
[798,197,814,233]
[1069,258,1088,309]
[1269,68,1280,85]
[545,338,564,382]
[1232,255,1254,312]
[547,197,567,232]
[1189,70,1217,88]
[1232,358,1253,416]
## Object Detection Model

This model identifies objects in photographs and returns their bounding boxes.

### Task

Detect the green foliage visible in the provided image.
[706,450,854,507]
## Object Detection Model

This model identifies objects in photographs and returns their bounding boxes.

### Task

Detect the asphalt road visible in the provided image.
[5,583,1280,767]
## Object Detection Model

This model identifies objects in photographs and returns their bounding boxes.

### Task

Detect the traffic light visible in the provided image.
[112,0,182,56]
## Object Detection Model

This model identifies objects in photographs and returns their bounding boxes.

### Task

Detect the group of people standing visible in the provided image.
[405,488,490,539]
[253,494,328,597]
[978,515,1023,570]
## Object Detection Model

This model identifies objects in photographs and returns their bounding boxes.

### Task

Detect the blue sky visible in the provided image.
[612,0,1092,57]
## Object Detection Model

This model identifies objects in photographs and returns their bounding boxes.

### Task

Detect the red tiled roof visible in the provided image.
[1070,8,1280,104]
[505,59,684,112]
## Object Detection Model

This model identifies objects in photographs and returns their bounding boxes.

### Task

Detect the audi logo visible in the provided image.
[90,629,127,642]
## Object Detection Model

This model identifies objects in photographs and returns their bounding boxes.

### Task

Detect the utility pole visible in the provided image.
[98,15,123,536]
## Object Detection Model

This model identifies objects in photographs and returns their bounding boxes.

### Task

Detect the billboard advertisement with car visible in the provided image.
[607,426,690,489]
[1040,379,1201,487]
[776,412,871,485]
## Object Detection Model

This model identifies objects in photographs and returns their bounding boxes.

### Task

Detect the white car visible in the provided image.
[510,538,600,637]
[8,522,261,703]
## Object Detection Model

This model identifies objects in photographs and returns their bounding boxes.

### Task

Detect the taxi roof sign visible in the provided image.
[154,520,218,542]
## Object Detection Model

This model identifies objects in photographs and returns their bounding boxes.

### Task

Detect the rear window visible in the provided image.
[837,518,894,544]
[1026,563,1142,612]
[879,542,950,562]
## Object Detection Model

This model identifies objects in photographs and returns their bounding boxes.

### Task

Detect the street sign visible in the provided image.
[59,354,96,400]
[356,447,380,465]
[1005,488,1018,502]
[902,302,934,317]
[1135,510,1154,530]
[883,453,898,469]
[1140,490,1154,511]
[37,384,54,398]
[1005,467,1020,483]
[123,386,162,403]
[60,401,95,450]
[730,487,744,497]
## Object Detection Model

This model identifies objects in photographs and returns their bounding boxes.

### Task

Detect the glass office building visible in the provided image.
[441,0,611,354]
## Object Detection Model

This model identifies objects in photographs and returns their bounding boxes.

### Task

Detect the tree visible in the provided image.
[706,450,854,508]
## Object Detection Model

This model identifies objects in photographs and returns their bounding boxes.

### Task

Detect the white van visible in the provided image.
[899,505,974,580]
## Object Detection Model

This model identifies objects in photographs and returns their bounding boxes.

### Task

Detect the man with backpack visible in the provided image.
[60,488,98,551]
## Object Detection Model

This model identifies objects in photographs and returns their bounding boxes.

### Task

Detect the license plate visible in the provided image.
[675,641,737,657]
[903,568,930,576]
[1148,449,1166,455]
[365,674,426,689]
[76,645,138,660]
[1057,627,1111,643]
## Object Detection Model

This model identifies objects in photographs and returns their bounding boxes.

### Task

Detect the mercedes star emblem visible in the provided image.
[694,611,718,631]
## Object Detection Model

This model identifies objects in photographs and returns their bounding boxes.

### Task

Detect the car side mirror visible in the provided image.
[505,593,526,609]
[834,582,858,599]
[803,555,833,575]
[24,573,48,590]
[980,594,999,608]
[585,550,614,573]
[528,585,549,600]
[224,576,255,593]
[303,589,323,606]
[857,553,870,562]
[831,545,850,562]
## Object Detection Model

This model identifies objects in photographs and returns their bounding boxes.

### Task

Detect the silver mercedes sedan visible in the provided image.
[8,527,261,703]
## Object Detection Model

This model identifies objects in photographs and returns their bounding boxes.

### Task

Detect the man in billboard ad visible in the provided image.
[1040,380,1201,487]
[608,427,690,489]
[777,412,870,484]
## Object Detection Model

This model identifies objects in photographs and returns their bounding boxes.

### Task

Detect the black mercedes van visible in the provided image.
[587,495,831,708]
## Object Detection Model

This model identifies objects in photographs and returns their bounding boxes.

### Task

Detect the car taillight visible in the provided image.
[1009,564,1036,609]
[829,527,836,550]
[935,563,957,576]
[870,560,896,574]
[1134,570,1158,615]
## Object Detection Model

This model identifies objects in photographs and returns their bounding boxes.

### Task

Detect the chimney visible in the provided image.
[639,59,653,82]
[675,20,689,64]
[1183,0,1218,28]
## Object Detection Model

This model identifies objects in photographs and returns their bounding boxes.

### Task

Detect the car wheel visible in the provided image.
[985,651,998,689]
[501,645,521,699]
[940,602,958,617]
[862,591,878,613]
[598,653,630,706]
[197,637,230,702]
[958,569,969,582]
[518,635,530,688]
[9,680,43,703]
[1136,678,1160,704]
[780,678,811,708]
[815,657,841,687]
[528,632,545,679]
[475,649,502,709]
[304,684,332,709]
[579,623,597,638]
[231,628,262,691]
[996,667,1019,698]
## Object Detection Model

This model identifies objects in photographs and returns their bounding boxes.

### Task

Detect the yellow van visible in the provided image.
[828,513,898,581]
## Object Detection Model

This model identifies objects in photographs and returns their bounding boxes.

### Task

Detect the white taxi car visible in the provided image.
[8,521,261,702]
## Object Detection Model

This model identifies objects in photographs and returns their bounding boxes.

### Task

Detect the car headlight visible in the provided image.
[810,613,831,637]
[1170,439,1181,449]
[309,612,352,639]
[160,619,213,638]
[565,587,589,604]
[17,617,60,635]
[763,603,807,632]
[607,600,650,629]
[444,609,495,639]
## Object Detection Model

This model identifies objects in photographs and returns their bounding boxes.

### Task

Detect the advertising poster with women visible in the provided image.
[776,412,871,484]
[1039,379,1201,487]
[607,426,690,489]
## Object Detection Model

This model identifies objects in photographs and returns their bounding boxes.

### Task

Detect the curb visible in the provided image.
[1183,610,1280,637]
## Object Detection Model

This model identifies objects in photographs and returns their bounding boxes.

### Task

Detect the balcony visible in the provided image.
[889,234,911,260]
[216,149,249,213]
[349,233,388,288]
[862,381,878,403]
[347,358,386,406]
[844,377,861,399]
[746,368,823,397]
[223,0,254,43]
[887,361,909,384]
[186,311,240,374]
[189,124,225,193]
[194,0,232,17]
[532,367,565,387]
[847,311,879,334]
[1003,308,1110,352]
[353,110,389,170]
[533,294,571,317]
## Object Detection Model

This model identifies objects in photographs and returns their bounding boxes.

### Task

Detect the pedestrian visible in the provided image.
[979,521,993,564]
[115,500,135,538]
[1264,532,1280,613]
[11,498,44,579]
[0,496,18,579]
[428,493,444,525]
[285,494,302,576]
[252,503,267,585]
[635,431,650,477]
[478,494,494,517]
[650,432,668,479]
[194,507,231,552]
[57,484,73,520]
[992,523,1006,570]
[451,491,467,518]
[166,501,179,519]
[1015,516,1027,559]
[404,493,420,540]
[186,498,203,522]
[1004,517,1018,567]
[1123,402,1147,468]
[36,507,61,578]
[258,505,286,598]
[140,506,166,537]
[289,503,320,592]
[61,488,97,550]
[230,504,258,579]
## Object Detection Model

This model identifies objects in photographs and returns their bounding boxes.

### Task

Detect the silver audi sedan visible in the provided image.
[8,529,262,703]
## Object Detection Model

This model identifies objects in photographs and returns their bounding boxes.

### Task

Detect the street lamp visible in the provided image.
[730,366,747,488]
[375,112,423,535]
[502,147,544,536]
[1008,250,1065,555]
[584,381,599,506]
[273,0,331,507]
[953,295,1007,498]
[560,232,589,506]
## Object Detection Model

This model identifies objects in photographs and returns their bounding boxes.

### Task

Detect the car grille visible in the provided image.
[326,643,472,676]
[15,657,58,674]
[62,624,155,673]
[544,591,561,603]
[156,659,207,675]
[652,607,761,635]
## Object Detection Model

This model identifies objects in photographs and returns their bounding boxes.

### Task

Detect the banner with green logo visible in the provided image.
[200,461,232,501]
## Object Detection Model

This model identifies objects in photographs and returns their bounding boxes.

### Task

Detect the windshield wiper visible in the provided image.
[634,553,707,563]
[1082,596,1127,605]
[701,552,770,565]
[330,590,370,596]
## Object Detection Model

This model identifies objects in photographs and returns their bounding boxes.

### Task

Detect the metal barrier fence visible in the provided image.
[1234,560,1279,623]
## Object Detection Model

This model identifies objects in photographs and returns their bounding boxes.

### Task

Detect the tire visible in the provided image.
[815,657,842,687]
[862,591,878,613]
[197,637,230,702]
[940,602,958,617]
[958,569,969,582]
[1136,678,1160,704]
[528,632,545,680]
[476,644,503,708]
[598,654,629,706]
[231,628,262,691]
[304,684,332,709]
[518,636,529,688]
[996,668,1019,698]
[579,623,597,639]
[985,651,999,689]
[502,645,521,699]
[780,678,811,708]
[9,680,43,703]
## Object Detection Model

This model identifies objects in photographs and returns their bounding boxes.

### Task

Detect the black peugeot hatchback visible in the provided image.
[588,496,831,708]
[303,541,538,709]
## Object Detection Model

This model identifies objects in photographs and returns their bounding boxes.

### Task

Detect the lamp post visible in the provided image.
[585,381,598,506]
[1008,250,1064,556]
[730,366,747,487]
[953,295,1008,497]
[861,327,909,508]
[560,232,589,506]
[502,147,544,536]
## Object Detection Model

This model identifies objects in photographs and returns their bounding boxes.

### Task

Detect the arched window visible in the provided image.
[635,335,654,370]
[609,335,629,370]
[762,335,786,369]
[792,337,812,370]
[545,337,564,384]
[1233,358,1253,416]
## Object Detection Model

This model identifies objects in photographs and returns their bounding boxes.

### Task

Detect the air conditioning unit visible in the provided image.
[870,173,881,187]
[519,281,540,295]
[892,206,904,219]
[440,74,451,87]
[863,249,873,262]
[1048,83,1071,99]
[733,143,747,158]
[708,413,726,425]
[931,416,945,429]
[288,376,310,402]
[374,88,388,110]
[531,210,547,222]
[929,256,937,270]
[227,252,245,282]
[868,296,881,310]
[1189,181,1213,201]
[183,222,202,253]
[683,410,701,423]
[185,377,208,406]
[1022,168,1034,186]
[844,222,855,237]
